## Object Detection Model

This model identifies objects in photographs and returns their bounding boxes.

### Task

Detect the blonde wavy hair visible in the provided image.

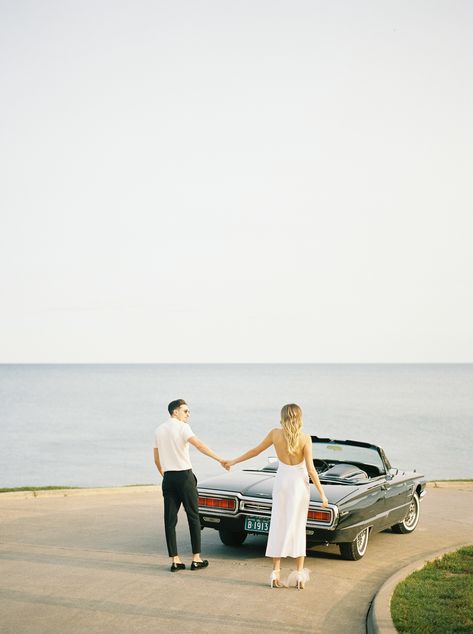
[280,403,303,454]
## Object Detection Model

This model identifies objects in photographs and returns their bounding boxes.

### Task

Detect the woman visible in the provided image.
[224,404,328,589]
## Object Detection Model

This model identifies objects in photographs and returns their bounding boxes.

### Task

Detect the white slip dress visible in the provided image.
[265,459,310,558]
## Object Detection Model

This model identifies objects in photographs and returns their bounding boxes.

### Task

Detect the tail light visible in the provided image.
[307,509,332,523]
[198,496,236,511]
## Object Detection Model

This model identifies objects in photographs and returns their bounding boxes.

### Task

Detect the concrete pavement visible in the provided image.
[0,482,472,634]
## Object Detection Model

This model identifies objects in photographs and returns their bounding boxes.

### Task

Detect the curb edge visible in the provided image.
[366,542,472,634]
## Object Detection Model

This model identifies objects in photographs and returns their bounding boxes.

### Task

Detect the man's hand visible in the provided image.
[220,460,231,471]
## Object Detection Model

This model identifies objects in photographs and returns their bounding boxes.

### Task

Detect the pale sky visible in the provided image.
[1,1,472,362]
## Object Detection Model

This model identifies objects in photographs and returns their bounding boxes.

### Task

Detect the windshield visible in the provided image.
[312,441,386,474]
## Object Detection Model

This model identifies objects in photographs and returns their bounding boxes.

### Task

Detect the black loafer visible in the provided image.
[170,562,186,572]
[191,560,209,570]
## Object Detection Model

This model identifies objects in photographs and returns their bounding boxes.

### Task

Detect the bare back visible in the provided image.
[271,429,309,465]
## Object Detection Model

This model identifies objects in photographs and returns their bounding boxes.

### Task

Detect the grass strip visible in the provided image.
[391,545,473,634]
[0,484,156,494]
[0,486,81,493]
[429,479,473,482]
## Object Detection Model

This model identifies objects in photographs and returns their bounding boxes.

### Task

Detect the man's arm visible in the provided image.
[188,436,226,467]
[153,447,163,477]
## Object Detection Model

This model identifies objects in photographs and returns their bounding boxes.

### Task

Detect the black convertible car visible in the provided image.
[197,436,426,560]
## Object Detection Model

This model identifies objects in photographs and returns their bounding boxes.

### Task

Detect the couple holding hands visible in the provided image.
[153,399,328,588]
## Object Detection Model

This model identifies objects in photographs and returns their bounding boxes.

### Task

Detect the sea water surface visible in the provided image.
[1,364,472,488]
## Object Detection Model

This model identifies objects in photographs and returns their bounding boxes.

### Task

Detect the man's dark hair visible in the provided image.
[168,399,187,416]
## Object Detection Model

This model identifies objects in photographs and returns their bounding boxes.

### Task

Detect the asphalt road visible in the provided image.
[0,482,472,634]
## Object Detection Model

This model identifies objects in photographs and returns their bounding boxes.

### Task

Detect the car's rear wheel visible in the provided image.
[391,492,420,534]
[218,528,248,546]
[339,527,370,560]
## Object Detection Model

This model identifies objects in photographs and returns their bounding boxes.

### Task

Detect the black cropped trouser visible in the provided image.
[162,469,201,557]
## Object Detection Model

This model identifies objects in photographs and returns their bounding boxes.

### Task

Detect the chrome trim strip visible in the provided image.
[241,500,272,515]
[386,500,412,515]
[337,500,411,532]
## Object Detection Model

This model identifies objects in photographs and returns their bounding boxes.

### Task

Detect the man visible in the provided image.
[153,399,227,572]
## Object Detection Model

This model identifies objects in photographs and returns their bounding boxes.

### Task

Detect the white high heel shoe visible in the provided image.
[269,570,284,588]
[287,568,310,590]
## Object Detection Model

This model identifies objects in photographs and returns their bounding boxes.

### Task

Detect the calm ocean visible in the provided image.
[1,364,472,488]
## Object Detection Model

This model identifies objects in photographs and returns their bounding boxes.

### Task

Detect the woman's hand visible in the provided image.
[321,495,329,508]
[221,459,232,471]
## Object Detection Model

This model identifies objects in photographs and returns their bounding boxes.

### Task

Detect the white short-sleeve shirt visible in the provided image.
[154,418,196,472]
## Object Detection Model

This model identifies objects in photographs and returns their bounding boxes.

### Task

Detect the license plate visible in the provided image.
[245,516,270,533]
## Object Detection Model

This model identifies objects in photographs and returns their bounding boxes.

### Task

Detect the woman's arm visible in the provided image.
[304,436,329,507]
[225,431,274,468]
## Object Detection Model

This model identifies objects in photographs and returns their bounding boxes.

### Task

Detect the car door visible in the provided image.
[340,477,387,535]
[382,469,411,528]
[362,477,388,531]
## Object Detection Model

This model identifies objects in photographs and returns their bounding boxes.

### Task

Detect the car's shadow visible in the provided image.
[201,531,347,560]
[306,546,341,559]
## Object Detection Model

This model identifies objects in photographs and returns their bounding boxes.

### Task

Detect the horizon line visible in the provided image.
[1,361,472,366]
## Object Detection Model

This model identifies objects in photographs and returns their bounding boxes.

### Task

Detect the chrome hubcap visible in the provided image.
[404,499,418,527]
[356,528,368,554]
